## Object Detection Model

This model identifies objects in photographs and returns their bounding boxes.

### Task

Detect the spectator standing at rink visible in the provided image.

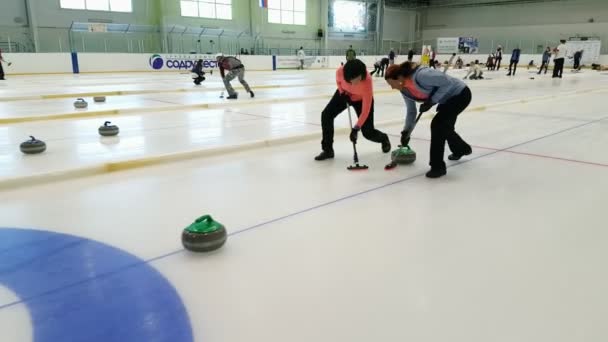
[429,48,437,69]
[346,45,356,61]
[421,47,431,67]
[552,39,567,78]
[506,47,521,76]
[494,45,503,70]
[444,53,457,73]
[572,49,584,71]
[408,49,414,62]
[389,48,396,65]
[486,54,495,71]
[0,49,8,80]
[538,46,551,74]
[216,53,254,100]
[297,47,306,70]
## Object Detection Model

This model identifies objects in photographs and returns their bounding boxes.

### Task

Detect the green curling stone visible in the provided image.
[74,98,88,109]
[98,121,120,137]
[20,136,46,154]
[182,215,227,252]
[94,96,106,103]
[391,145,416,164]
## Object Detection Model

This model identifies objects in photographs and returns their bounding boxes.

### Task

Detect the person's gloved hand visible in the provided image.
[400,130,410,147]
[350,126,360,143]
[419,101,433,113]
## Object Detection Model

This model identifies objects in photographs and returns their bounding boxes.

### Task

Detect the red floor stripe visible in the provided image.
[408,137,608,168]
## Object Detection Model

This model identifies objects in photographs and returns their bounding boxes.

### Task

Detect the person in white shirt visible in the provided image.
[552,40,567,78]
[297,47,306,70]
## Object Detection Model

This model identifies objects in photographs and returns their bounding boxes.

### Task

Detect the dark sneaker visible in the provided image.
[381,138,391,153]
[314,151,334,161]
[425,169,447,178]
[448,147,473,161]
[227,93,238,99]
[250,91,255,98]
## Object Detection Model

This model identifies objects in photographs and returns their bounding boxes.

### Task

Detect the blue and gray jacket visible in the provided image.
[510,48,521,62]
[399,67,466,135]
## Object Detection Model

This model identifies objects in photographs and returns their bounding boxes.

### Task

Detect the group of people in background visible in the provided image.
[200,37,584,100]
[481,40,584,78]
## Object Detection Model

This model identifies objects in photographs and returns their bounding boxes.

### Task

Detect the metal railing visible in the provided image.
[0,41,29,53]
[2,22,606,56]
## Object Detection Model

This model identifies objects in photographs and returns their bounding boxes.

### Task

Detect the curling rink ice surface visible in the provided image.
[0,66,608,342]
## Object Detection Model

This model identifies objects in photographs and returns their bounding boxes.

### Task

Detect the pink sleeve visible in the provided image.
[355,78,373,128]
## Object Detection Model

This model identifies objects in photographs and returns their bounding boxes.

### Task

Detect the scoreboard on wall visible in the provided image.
[566,37,601,64]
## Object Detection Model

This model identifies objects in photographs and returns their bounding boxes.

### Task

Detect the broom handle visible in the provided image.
[346,103,359,163]
[401,108,425,147]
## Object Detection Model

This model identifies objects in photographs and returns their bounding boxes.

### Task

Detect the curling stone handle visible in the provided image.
[195,215,213,223]
[29,135,36,141]
[104,121,112,126]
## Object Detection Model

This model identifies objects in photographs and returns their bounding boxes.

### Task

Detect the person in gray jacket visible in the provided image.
[507,47,521,76]
[538,46,551,75]
[385,62,472,178]
[216,53,254,99]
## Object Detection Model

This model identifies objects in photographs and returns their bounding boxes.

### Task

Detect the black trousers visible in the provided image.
[494,58,502,70]
[371,65,380,75]
[430,87,472,170]
[553,58,564,77]
[371,65,386,77]
[0,62,4,79]
[321,90,388,152]
[573,57,581,70]
[538,61,549,74]
[508,61,518,75]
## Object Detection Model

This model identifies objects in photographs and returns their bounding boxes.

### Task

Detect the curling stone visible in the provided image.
[20,136,46,154]
[94,96,106,103]
[98,121,119,137]
[74,98,88,109]
[182,215,227,252]
[391,145,416,164]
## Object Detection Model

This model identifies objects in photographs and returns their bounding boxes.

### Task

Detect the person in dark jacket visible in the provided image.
[507,47,521,76]
[371,57,390,77]
[385,62,472,178]
[346,45,356,61]
[191,59,206,85]
[389,49,396,65]
[538,47,551,74]
[0,49,7,80]
[572,50,584,71]
[494,45,503,71]
[407,49,414,62]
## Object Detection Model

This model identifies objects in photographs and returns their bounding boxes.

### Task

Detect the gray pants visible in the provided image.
[299,59,304,70]
[224,67,251,96]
